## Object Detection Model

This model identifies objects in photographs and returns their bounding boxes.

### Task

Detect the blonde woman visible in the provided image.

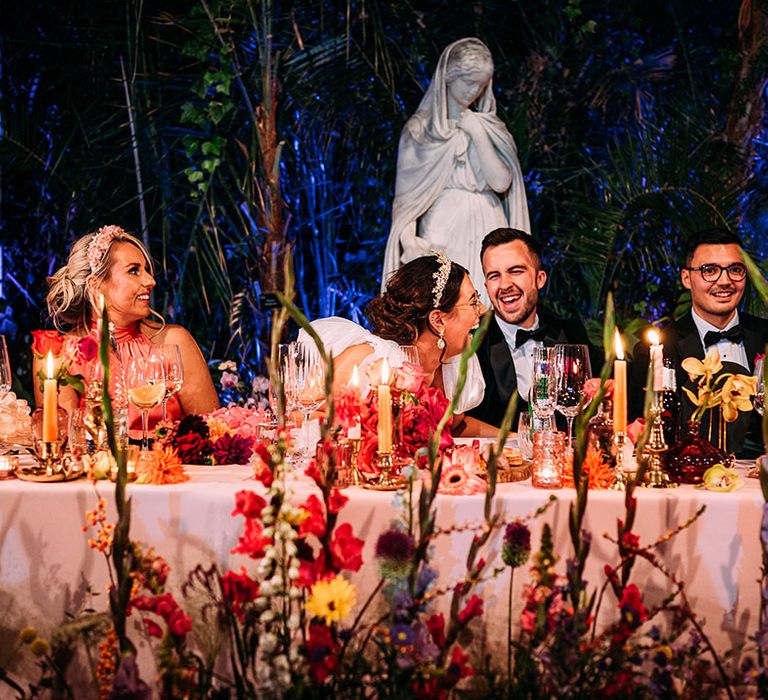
[34,225,219,431]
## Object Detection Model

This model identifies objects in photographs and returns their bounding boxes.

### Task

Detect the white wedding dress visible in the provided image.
[297,317,485,414]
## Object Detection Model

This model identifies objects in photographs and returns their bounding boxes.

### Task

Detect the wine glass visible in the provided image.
[396,345,420,367]
[0,335,11,394]
[554,344,591,449]
[158,344,184,421]
[293,342,326,455]
[530,346,556,429]
[126,351,166,450]
[754,357,765,416]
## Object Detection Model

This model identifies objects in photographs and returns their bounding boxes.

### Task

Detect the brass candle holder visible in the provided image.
[343,436,364,486]
[17,408,82,482]
[642,394,676,488]
[363,450,408,491]
[609,432,629,491]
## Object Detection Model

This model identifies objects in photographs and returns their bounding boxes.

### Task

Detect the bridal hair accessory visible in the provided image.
[87,225,125,272]
[431,249,452,308]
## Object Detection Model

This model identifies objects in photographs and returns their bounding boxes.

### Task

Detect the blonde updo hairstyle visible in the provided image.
[47,226,156,334]
[445,38,493,85]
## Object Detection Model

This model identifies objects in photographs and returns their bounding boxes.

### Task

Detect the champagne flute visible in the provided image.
[0,335,11,394]
[293,341,326,456]
[126,352,166,450]
[158,344,184,421]
[530,346,556,430]
[554,344,591,449]
[754,357,765,416]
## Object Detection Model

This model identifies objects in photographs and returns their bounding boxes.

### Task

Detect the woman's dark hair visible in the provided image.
[368,255,468,344]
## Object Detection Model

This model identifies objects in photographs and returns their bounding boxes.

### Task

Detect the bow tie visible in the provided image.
[514,326,549,348]
[703,325,744,348]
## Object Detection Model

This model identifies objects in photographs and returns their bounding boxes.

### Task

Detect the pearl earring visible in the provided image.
[437,330,446,350]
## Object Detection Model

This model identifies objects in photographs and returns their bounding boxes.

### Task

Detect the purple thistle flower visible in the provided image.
[501,520,531,568]
[212,433,254,465]
[375,529,415,579]
[109,655,150,700]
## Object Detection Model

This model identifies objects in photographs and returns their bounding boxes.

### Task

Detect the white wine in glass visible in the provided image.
[126,352,166,450]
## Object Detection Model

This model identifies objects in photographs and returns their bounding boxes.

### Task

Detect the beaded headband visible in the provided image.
[86,225,125,272]
[431,249,452,308]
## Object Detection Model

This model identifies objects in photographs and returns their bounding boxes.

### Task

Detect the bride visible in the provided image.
[300,252,497,437]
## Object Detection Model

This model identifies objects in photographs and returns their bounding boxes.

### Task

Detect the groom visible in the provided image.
[468,228,600,428]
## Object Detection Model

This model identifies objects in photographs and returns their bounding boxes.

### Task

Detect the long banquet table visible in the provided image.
[0,457,764,688]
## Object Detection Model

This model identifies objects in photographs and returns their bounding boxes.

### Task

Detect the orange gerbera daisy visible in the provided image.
[563,445,614,490]
[136,444,189,485]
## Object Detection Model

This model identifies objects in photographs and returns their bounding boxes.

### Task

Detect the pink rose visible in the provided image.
[393,361,426,393]
[31,330,65,358]
[627,418,646,445]
[584,378,613,402]
[76,336,99,364]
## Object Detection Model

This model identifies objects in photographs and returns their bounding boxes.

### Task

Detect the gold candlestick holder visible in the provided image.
[642,394,677,488]
[609,432,629,491]
[17,408,82,482]
[344,436,364,486]
[364,450,407,491]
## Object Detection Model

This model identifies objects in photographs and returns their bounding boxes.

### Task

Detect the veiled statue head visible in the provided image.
[445,38,493,87]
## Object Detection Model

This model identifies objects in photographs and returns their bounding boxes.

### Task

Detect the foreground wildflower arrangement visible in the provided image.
[5,281,768,699]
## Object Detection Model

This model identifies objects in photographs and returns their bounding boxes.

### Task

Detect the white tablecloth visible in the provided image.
[0,460,763,688]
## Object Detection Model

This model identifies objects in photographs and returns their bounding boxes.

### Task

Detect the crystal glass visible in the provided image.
[293,341,326,453]
[126,351,166,450]
[0,335,11,394]
[554,344,591,449]
[530,346,556,422]
[516,411,534,460]
[158,344,184,421]
[396,345,420,367]
[754,357,765,416]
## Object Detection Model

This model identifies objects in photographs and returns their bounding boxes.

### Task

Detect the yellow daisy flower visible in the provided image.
[305,575,356,625]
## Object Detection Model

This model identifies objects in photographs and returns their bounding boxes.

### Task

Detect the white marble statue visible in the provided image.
[382,37,530,295]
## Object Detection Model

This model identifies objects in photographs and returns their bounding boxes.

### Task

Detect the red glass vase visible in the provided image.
[663,419,727,485]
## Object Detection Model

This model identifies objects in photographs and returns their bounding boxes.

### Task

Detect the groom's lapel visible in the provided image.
[488,317,518,403]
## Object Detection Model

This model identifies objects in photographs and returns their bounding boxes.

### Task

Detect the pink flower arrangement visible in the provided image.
[207,404,270,442]
[86,224,125,271]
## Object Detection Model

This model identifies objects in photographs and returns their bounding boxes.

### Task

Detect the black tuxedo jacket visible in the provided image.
[629,311,768,457]
[468,309,602,428]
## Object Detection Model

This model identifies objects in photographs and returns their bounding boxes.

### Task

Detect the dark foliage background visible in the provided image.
[1,0,766,401]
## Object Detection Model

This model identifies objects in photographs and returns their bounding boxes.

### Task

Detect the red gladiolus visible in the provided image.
[168,609,192,638]
[426,613,446,648]
[446,645,474,684]
[297,556,330,589]
[221,567,260,620]
[232,490,267,520]
[621,531,640,550]
[305,624,339,684]
[142,618,163,638]
[330,522,364,572]
[458,595,484,625]
[328,488,348,515]
[231,519,270,559]
[299,495,327,538]
[619,583,649,630]
[304,460,324,487]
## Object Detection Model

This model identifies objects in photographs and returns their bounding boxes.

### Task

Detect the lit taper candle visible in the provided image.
[42,351,58,443]
[613,329,627,433]
[377,359,393,453]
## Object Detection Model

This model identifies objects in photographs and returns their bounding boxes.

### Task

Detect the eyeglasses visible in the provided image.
[684,263,747,283]
[454,293,482,311]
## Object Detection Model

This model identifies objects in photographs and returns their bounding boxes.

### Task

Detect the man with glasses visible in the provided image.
[468,227,601,429]
[629,228,767,457]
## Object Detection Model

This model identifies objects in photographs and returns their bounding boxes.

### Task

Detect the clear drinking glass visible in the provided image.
[126,351,166,450]
[554,344,591,449]
[754,357,765,416]
[396,345,420,367]
[0,335,11,394]
[293,341,326,453]
[158,344,184,421]
[517,411,534,460]
[530,346,556,422]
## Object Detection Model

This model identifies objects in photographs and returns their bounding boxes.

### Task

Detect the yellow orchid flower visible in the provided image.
[681,348,722,385]
[720,374,757,422]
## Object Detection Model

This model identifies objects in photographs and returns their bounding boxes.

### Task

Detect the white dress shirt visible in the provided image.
[690,309,749,369]
[495,314,543,402]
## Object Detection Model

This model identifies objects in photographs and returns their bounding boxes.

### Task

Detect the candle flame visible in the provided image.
[613,329,625,360]
[99,293,105,311]
[381,358,390,384]
[46,351,55,379]
[647,329,660,346]
[349,365,360,389]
